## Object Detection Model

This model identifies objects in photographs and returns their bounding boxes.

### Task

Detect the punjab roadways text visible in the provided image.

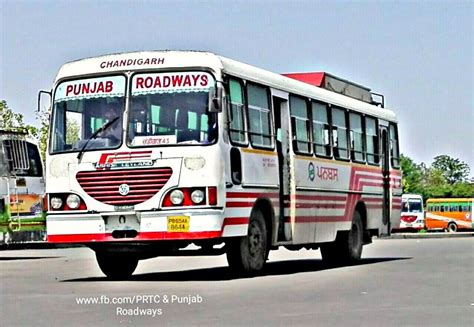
[76,294,203,318]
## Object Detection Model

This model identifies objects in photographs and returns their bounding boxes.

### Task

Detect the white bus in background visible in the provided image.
[399,194,424,230]
[40,51,402,278]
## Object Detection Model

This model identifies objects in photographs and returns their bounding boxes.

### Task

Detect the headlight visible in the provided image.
[170,190,184,205]
[66,194,81,209]
[191,189,204,204]
[50,197,63,210]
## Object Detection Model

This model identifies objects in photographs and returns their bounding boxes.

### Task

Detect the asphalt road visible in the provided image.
[1,238,473,327]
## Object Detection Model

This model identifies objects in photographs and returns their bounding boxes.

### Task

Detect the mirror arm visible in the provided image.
[38,90,52,112]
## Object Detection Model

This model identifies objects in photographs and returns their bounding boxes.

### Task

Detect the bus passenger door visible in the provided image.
[272,95,292,241]
[380,126,391,235]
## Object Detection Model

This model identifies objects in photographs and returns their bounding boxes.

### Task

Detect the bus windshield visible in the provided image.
[50,76,126,154]
[402,199,423,213]
[127,72,217,147]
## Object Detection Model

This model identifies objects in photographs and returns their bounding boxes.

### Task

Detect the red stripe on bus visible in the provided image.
[295,203,347,209]
[48,231,222,243]
[290,194,347,201]
[223,217,249,226]
[226,192,279,199]
[226,201,257,208]
[284,215,350,223]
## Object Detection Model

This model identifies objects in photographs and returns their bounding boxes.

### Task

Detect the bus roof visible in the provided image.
[402,194,423,199]
[426,198,474,203]
[54,50,398,122]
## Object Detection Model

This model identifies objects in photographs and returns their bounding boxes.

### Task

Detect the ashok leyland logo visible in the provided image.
[118,184,130,196]
[95,151,153,170]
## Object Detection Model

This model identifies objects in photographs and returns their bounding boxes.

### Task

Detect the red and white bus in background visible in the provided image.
[40,51,402,278]
[399,194,425,230]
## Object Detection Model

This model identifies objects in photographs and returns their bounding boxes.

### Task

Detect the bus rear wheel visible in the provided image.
[96,251,138,279]
[321,210,364,265]
[226,210,268,274]
[447,222,458,233]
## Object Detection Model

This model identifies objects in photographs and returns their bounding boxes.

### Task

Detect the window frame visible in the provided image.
[349,111,366,164]
[389,122,400,169]
[245,82,275,150]
[365,115,380,166]
[226,76,249,147]
[289,94,312,156]
[311,100,332,159]
[331,106,350,161]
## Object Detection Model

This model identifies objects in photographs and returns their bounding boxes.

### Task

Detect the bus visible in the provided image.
[0,130,45,244]
[40,51,402,278]
[425,198,473,232]
[399,194,424,230]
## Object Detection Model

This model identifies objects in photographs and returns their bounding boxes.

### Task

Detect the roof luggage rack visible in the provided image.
[282,72,384,108]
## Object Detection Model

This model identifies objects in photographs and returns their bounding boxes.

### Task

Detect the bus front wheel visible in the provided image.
[447,222,458,233]
[96,251,138,279]
[226,210,268,274]
[321,210,364,265]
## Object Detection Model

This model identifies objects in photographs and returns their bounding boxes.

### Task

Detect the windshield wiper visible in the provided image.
[77,116,120,161]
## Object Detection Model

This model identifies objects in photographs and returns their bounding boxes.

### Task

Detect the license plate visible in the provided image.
[167,216,190,232]
[406,223,412,227]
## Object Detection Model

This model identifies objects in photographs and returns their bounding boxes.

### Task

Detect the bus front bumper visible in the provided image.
[46,209,248,243]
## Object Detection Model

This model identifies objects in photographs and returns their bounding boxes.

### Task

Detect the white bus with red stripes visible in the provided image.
[399,194,425,230]
[40,51,402,278]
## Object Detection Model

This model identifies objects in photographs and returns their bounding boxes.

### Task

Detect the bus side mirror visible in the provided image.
[38,90,52,112]
[208,86,223,113]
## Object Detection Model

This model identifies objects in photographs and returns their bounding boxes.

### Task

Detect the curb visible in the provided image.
[379,232,474,239]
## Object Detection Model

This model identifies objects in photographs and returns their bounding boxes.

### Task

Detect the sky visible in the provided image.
[1,0,473,172]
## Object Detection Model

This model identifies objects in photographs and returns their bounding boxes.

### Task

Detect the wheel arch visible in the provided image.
[251,197,275,244]
[354,201,368,230]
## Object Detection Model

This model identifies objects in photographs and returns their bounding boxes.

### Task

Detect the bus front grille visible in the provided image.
[76,167,173,206]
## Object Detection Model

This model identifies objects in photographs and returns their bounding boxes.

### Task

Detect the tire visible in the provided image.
[321,210,364,265]
[447,222,458,233]
[226,210,268,274]
[96,251,138,279]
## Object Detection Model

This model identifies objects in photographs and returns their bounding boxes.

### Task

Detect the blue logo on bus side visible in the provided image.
[308,162,315,181]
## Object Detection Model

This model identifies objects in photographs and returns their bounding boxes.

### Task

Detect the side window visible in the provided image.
[290,95,311,154]
[390,123,400,168]
[365,117,379,165]
[247,83,273,148]
[312,102,331,157]
[349,112,365,162]
[228,78,246,145]
[331,107,349,160]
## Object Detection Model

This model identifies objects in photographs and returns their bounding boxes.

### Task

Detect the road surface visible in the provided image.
[1,238,473,326]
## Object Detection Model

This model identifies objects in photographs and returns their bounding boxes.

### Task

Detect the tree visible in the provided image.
[401,153,473,201]
[66,119,80,145]
[451,182,474,197]
[431,155,470,184]
[423,168,451,199]
[400,154,424,194]
[0,100,38,137]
